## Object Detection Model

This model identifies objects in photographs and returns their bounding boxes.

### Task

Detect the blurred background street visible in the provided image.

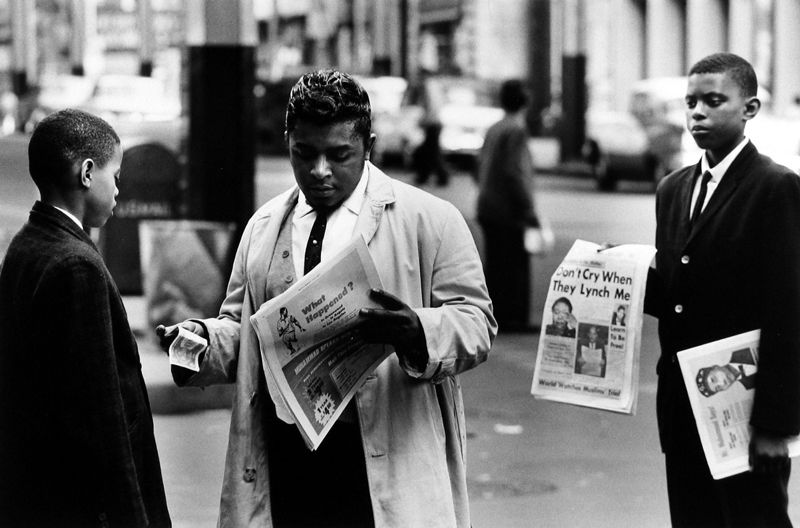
[3,146,800,526]
[2,0,800,526]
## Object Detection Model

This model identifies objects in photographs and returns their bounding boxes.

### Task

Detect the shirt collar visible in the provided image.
[52,205,83,229]
[296,165,369,218]
[701,136,750,182]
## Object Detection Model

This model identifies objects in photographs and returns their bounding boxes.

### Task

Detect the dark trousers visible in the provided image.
[480,222,531,330]
[664,437,791,528]
[267,406,374,528]
[413,123,449,186]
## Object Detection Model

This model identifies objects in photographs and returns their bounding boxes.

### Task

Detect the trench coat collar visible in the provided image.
[246,162,396,308]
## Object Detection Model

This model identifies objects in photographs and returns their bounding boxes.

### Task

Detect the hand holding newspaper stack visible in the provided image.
[531,239,656,414]
[677,330,800,479]
[249,235,388,451]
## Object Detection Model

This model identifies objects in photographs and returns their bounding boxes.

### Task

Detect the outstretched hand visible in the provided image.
[155,321,207,354]
[359,289,428,371]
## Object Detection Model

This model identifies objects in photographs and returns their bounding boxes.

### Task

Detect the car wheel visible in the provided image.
[593,155,616,191]
[649,156,668,190]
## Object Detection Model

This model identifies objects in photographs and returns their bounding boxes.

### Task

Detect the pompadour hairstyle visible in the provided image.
[688,52,758,98]
[28,108,120,188]
[284,69,372,144]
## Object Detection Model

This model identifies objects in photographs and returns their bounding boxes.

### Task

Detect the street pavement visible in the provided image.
[3,144,798,526]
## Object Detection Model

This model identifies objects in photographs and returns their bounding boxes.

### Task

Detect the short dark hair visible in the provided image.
[688,53,758,98]
[285,69,372,144]
[552,297,573,313]
[499,79,528,112]
[28,108,120,188]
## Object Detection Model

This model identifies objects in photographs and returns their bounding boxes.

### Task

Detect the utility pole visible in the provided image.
[185,1,256,249]
[9,0,36,95]
[138,0,154,76]
[527,0,551,135]
[560,0,586,160]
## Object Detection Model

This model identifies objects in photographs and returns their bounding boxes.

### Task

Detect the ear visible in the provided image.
[79,159,95,189]
[364,133,377,161]
[743,96,761,121]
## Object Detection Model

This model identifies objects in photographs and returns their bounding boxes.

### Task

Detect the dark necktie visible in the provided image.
[690,171,713,225]
[304,209,329,274]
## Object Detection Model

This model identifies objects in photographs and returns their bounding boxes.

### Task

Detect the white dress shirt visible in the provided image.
[291,166,369,279]
[53,205,83,229]
[690,137,750,219]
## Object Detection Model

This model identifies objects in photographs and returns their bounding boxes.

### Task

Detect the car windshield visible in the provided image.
[430,79,497,107]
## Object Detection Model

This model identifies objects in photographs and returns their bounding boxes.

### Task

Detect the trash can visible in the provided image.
[138,219,236,329]
[100,143,182,295]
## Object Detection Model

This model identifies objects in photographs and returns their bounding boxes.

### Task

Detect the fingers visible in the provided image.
[155,324,179,353]
[368,288,405,310]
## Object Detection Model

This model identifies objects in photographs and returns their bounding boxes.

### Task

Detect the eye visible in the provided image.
[685,98,696,109]
[329,150,352,163]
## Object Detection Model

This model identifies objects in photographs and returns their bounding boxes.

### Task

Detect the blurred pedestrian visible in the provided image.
[412,74,450,186]
[644,52,800,527]
[476,79,539,332]
[158,69,495,527]
[0,109,171,527]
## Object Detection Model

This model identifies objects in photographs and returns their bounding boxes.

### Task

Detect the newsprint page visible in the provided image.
[677,330,800,479]
[531,239,656,414]
[250,235,389,450]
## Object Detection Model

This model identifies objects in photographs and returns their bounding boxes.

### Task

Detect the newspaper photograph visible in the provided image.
[531,239,656,414]
[250,235,389,450]
[677,330,800,479]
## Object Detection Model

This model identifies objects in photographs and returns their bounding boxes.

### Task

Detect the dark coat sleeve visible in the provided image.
[44,256,151,525]
[751,172,800,436]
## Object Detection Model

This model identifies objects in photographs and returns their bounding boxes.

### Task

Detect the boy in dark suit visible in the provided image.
[0,109,171,527]
[645,52,800,527]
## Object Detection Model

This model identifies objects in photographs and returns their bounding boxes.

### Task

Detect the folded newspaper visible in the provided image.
[677,330,800,479]
[531,239,656,414]
[250,235,388,450]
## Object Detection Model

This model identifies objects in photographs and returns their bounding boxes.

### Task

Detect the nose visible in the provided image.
[311,155,332,179]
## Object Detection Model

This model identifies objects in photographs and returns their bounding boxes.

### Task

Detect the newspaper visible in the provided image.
[531,239,656,414]
[249,235,388,450]
[677,330,800,479]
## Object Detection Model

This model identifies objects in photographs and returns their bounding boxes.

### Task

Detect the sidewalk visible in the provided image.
[126,296,234,414]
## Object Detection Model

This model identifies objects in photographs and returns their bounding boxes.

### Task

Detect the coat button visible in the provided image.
[243,467,256,482]
[282,250,290,258]
[285,275,294,284]
[674,304,683,313]
[681,255,690,264]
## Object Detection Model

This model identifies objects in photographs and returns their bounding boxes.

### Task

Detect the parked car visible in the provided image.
[355,75,411,165]
[584,77,798,190]
[78,74,185,153]
[22,74,96,132]
[410,76,503,167]
[584,77,687,190]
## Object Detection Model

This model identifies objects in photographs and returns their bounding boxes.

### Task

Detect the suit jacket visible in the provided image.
[0,202,170,527]
[177,163,496,527]
[476,113,538,228]
[645,142,800,451]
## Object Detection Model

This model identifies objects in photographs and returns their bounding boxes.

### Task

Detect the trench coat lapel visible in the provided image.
[355,162,396,244]
[246,188,299,308]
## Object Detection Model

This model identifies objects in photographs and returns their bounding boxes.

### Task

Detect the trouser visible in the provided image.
[266,404,374,528]
[664,432,791,528]
[480,222,531,329]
